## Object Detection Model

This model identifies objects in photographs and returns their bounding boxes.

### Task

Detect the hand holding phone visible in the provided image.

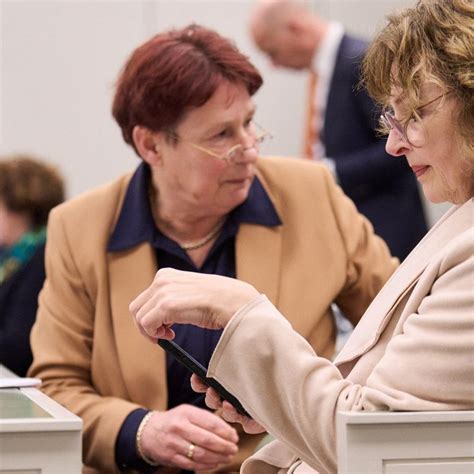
[158,339,250,417]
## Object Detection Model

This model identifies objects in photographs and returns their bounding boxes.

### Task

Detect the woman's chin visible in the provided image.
[422,189,445,204]
[422,183,468,205]
[226,189,251,209]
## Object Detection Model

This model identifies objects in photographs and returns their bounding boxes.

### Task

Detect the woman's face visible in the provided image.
[0,199,30,247]
[385,83,473,204]
[152,81,260,218]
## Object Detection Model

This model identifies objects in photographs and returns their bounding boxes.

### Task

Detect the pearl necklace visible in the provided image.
[179,221,224,251]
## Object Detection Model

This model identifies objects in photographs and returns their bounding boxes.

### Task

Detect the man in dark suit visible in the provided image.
[249,0,427,260]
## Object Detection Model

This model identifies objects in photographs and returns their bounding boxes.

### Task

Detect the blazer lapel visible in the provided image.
[108,243,167,407]
[335,201,472,366]
[235,222,282,306]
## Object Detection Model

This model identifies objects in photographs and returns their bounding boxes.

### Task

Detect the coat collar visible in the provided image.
[335,200,473,366]
[108,162,281,252]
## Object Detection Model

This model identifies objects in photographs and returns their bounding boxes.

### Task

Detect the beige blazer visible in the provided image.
[29,157,396,472]
[207,199,474,474]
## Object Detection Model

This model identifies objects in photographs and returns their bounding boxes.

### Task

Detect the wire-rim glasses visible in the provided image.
[380,90,452,144]
[167,121,273,163]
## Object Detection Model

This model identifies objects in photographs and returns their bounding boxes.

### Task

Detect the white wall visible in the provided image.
[0,0,449,224]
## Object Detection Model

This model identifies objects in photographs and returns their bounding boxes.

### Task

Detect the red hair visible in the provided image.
[112,24,263,153]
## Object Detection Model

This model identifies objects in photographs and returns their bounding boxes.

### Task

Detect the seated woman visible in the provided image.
[131,1,474,473]
[0,155,64,376]
[28,23,397,473]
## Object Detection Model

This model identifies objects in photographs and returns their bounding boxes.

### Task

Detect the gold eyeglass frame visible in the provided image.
[166,121,273,163]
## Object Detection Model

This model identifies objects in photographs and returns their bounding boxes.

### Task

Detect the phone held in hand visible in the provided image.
[157,339,250,417]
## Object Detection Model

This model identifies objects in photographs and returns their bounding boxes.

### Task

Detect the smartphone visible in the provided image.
[157,339,250,417]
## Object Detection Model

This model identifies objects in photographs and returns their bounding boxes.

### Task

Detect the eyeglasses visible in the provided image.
[166,121,273,163]
[380,91,452,144]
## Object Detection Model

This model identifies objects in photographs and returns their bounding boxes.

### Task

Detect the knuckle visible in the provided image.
[200,433,214,447]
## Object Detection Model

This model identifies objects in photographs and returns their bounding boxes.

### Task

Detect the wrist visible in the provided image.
[136,411,159,467]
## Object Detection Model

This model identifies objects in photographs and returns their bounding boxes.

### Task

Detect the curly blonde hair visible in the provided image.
[0,155,65,228]
[362,0,474,159]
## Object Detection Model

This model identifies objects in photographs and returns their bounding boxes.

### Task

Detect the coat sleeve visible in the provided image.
[207,229,474,473]
[319,167,398,325]
[28,207,142,472]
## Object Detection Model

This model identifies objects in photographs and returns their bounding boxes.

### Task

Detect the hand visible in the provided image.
[140,404,239,471]
[191,375,266,435]
[130,268,259,341]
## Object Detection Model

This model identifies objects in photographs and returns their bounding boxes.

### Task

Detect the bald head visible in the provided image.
[249,1,306,40]
[249,0,327,70]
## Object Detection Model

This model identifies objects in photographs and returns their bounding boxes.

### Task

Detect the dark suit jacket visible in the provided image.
[0,244,45,376]
[323,34,428,260]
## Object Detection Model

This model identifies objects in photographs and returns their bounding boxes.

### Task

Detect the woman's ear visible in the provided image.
[132,125,162,166]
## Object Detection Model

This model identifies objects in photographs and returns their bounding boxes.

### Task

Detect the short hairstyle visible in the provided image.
[112,24,263,154]
[362,0,474,157]
[0,155,65,228]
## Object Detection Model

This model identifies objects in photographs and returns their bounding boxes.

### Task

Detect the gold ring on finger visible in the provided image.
[186,442,196,459]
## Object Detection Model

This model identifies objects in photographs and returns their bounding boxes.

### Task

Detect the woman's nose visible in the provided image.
[385,129,411,157]
[232,144,259,165]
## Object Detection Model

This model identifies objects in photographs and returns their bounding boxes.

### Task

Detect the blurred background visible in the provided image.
[0,0,449,225]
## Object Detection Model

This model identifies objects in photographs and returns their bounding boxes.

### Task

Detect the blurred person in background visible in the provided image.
[249,0,428,261]
[28,24,397,473]
[0,155,64,376]
[131,1,474,473]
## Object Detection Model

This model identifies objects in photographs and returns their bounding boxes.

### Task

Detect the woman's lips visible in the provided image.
[412,165,429,178]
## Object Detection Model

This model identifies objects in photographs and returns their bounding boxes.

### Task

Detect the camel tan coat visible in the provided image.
[29,157,397,472]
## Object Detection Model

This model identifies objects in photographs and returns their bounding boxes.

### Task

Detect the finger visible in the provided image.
[190,374,208,393]
[179,414,239,453]
[187,422,238,454]
[182,426,238,459]
[135,313,174,340]
[161,434,235,468]
[204,386,223,411]
[221,401,265,434]
[171,453,224,472]
[177,440,235,466]
[130,292,161,337]
[221,400,245,424]
[160,325,175,339]
[189,378,223,410]
[129,285,154,315]
[135,299,177,338]
[136,323,158,343]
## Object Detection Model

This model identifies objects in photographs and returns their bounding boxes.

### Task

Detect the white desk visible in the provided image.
[337,410,474,474]
[0,365,82,473]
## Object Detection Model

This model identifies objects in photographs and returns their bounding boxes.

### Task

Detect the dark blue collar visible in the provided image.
[108,162,281,252]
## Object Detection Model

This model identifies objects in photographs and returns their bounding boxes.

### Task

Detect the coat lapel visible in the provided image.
[335,201,473,366]
[236,167,283,305]
[235,224,281,305]
[235,222,282,306]
[108,243,168,407]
